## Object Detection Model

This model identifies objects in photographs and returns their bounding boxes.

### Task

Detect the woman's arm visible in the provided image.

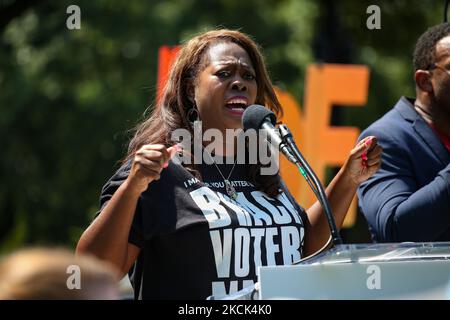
[76,144,176,277]
[303,136,382,256]
[76,180,144,277]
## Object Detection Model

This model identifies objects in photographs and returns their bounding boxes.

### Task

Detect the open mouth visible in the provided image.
[225,97,248,115]
[225,103,247,113]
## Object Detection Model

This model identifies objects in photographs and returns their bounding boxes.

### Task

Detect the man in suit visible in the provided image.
[358,23,450,242]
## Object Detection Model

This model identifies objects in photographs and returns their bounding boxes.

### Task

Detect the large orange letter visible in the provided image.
[278,64,370,227]
[156,46,180,103]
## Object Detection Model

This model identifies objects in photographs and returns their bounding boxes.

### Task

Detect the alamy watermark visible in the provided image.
[366,265,381,290]
[171,121,281,175]
[66,5,81,30]
[366,5,381,30]
[66,264,81,290]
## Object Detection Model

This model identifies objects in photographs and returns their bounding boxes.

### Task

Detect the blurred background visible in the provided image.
[0,0,446,254]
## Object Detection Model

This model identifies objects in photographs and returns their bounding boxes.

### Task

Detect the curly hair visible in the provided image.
[413,22,450,71]
[125,29,283,197]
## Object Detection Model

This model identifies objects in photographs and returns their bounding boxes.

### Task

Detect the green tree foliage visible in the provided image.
[0,0,446,252]
[336,0,444,129]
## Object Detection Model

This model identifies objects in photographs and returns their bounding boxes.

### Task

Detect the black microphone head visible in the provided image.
[242,104,276,131]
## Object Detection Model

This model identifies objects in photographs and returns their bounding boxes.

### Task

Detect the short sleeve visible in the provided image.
[96,161,144,248]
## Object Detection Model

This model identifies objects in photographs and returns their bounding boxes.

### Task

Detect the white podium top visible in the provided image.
[258,242,450,300]
[297,242,450,264]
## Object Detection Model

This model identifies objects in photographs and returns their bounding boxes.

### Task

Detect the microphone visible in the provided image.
[242,104,297,163]
[242,104,343,246]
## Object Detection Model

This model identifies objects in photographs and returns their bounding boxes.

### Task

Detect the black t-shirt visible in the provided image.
[98,159,307,300]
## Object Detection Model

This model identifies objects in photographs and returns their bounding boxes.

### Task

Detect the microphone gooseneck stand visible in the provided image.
[278,125,343,245]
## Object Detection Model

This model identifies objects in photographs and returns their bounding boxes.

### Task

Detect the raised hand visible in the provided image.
[342,136,383,186]
[127,144,178,193]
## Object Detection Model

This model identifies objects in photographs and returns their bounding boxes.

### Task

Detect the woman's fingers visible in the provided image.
[135,162,161,180]
[134,156,164,173]
[351,136,377,158]
[130,144,178,189]
[363,144,382,177]
[139,144,171,166]
[366,156,382,167]
[366,145,383,166]
[366,160,381,175]
[353,136,382,169]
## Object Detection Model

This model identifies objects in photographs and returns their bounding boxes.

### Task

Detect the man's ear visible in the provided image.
[414,70,433,93]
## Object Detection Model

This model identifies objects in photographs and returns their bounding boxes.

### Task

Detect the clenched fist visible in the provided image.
[342,136,383,186]
[127,144,178,193]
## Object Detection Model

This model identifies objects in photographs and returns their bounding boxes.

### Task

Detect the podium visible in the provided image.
[258,242,450,300]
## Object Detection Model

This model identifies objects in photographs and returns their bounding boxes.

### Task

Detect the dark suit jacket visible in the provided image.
[357,97,450,242]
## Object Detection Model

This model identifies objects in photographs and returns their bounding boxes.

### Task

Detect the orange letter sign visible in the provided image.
[278,64,370,227]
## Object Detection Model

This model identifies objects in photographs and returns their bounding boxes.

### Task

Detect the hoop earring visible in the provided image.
[187,106,200,125]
